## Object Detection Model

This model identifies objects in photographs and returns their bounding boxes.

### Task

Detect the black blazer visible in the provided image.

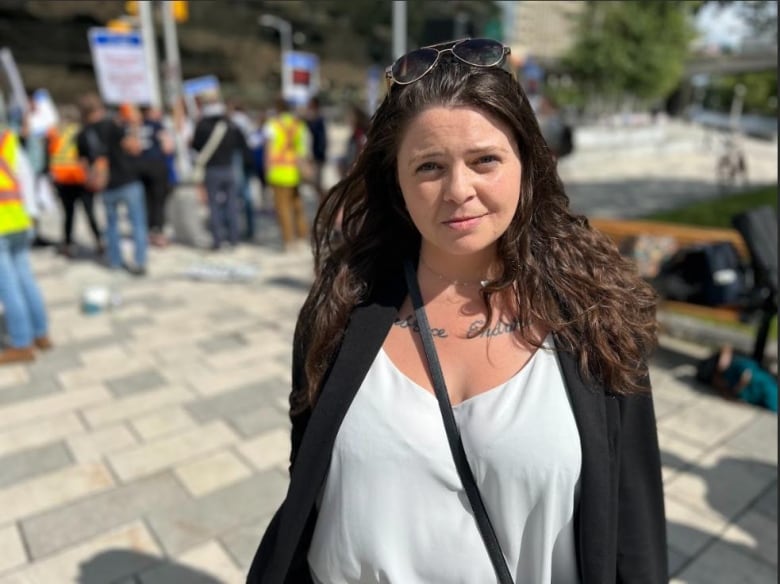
[247,272,668,584]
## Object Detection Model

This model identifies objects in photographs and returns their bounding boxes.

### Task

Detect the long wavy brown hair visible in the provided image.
[293,56,658,413]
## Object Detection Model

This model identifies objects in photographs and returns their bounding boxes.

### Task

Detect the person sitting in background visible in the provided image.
[0,125,52,365]
[698,345,778,412]
[47,104,103,257]
[305,96,328,202]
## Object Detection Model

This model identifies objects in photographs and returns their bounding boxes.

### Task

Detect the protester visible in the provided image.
[77,93,148,276]
[247,38,667,583]
[305,95,328,201]
[227,99,257,241]
[191,90,250,251]
[264,97,310,251]
[248,109,270,213]
[47,104,103,257]
[336,103,369,179]
[138,105,174,247]
[0,125,52,365]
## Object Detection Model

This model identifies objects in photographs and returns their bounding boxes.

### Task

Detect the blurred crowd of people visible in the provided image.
[0,85,371,365]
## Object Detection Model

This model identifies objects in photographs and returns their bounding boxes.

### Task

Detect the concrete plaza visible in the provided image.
[0,121,776,583]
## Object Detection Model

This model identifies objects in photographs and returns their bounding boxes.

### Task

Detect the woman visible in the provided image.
[247,38,666,583]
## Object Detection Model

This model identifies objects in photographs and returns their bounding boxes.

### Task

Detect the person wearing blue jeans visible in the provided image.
[101,180,148,273]
[0,230,50,362]
[204,166,240,249]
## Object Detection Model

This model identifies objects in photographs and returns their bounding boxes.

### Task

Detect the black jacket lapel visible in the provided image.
[557,348,612,584]
[265,279,407,582]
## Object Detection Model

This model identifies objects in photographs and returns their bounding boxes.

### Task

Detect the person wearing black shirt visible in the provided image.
[76,93,148,276]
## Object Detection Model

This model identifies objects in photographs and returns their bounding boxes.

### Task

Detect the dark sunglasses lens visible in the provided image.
[392,48,438,84]
[453,38,505,66]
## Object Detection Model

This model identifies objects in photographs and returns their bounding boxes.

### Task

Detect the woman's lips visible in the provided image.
[443,215,484,230]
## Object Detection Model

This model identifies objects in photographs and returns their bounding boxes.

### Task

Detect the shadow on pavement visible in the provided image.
[77,549,225,584]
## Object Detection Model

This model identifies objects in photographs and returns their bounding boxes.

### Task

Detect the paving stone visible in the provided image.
[0,377,61,408]
[82,387,193,428]
[67,424,138,463]
[667,545,690,577]
[0,463,114,524]
[0,441,73,489]
[220,516,273,570]
[0,524,27,573]
[657,397,756,449]
[721,509,778,566]
[0,365,29,390]
[753,483,778,521]
[108,421,238,481]
[722,411,778,465]
[0,522,162,584]
[21,473,189,559]
[185,383,273,423]
[130,407,196,441]
[196,333,248,354]
[106,369,168,398]
[139,540,244,584]
[236,428,290,472]
[0,386,110,431]
[673,540,777,584]
[174,449,252,497]
[0,412,84,459]
[664,446,778,521]
[147,470,287,555]
[665,494,728,557]
[229,405,288,438]
[184,365,277,398]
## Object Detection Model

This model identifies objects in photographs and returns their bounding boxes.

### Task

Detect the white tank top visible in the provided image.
[308,335,582,583]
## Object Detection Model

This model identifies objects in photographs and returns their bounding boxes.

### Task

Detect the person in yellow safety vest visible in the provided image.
[0,126,52,365]
[264,97,310,250]
[47,105,103,257]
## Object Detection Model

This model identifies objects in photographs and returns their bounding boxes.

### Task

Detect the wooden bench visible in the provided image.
[590,217,773,362]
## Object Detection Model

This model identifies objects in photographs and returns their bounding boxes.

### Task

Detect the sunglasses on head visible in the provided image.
[385,38,510,88]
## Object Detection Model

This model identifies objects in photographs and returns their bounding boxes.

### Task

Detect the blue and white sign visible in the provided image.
[283,51,320,107]
[182,75,221,98]
[88,28,154,105]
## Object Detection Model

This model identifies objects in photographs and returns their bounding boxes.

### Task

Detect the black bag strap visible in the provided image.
[403,259,514,584]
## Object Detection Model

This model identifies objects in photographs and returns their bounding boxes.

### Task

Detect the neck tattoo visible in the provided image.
[419,258,489,288]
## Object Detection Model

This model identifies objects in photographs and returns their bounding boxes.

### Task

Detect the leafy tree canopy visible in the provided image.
[561,1,697,103]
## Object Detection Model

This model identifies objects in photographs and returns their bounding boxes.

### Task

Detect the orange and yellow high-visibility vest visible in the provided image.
[266,113,307,187]
[48,123,87,185]
[0,129,31,236]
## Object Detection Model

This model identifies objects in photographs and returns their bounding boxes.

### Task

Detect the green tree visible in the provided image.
[560,1,697,110]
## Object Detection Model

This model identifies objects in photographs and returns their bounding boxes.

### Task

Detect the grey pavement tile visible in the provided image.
[73,547,162,584]
[668,545,690,577]
[0,441,73,488]
[229,406,289,438]
[0,377,61,407]
[753,483,778,521]
[220,516,273,569]
[723,509,778,566]
[136,558,228,584]
[722,412,778,465]
[185,380,283,423]
[205,307,252,323]
[120,294,183,312]
[20,472,190,559]
[665,448,777,521]
[106,370,168,399]
[71,332,135,355]
[111,315,156,332]
[147,470,287,555]
[25,348,83,381]
[674,540,777,584]
[197,333,248,354]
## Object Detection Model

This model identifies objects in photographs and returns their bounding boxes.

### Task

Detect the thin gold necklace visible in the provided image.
[419,258,490,288]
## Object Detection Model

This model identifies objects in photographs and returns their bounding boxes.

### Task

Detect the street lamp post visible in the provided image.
[259,14,293,59]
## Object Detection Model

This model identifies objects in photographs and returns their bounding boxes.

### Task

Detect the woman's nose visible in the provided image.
[443,164,477,204]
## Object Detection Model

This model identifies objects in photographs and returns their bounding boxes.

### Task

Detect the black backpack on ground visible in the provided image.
[653,241,748,307]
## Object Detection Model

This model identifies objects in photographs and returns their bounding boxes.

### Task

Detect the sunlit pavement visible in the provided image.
[0,121,775,583]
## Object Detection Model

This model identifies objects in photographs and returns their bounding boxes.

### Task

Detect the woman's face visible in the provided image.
[396,105,522,263]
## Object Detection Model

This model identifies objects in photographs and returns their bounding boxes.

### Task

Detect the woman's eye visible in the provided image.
[416,162,439,172]
[477,155,499,165]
